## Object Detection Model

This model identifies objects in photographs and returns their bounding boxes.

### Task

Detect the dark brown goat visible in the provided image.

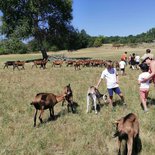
[30,84,73,127]
[3,61,15,69]
[113,113,141,155]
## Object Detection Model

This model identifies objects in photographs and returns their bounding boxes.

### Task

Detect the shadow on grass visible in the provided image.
[37,101,79,127]
[113,100,127,107]
[147,97,155,106]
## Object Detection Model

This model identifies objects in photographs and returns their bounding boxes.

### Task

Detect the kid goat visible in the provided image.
[30,84,73,127]
[113,113,141,155]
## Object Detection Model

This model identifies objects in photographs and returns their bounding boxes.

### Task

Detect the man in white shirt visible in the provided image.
[96,60,125,107]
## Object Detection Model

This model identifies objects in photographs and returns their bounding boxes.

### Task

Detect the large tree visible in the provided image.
[0,0,73,59]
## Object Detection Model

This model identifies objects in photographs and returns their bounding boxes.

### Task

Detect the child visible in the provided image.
[138,63,150,112]
[119,58,126,75]
[96,60,125,108]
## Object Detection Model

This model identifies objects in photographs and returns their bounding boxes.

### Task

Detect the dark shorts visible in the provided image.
[120,68,125,71]
[107,87,121,96]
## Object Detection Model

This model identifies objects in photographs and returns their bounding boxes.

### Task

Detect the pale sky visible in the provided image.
[72,0,155,36]
[0,1,155,37]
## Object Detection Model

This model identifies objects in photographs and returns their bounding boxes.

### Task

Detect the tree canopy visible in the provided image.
[0,0,73,59]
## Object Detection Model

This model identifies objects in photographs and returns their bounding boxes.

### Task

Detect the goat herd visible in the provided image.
[3,58,141,155]
[3,59,120,71]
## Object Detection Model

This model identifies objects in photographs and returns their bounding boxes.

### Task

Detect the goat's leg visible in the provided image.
[49,108,53,118]
[93,95,97,114]
[13,65,15,71]
[39,108,44,124]
[70,101,75,113]
[51,107,55,119]
[17,66,20,71]
[34,109,38,127]
[118,138,122,155]
[67,104,70,112]
[86,95,90,113]
[127,136,133,155]
[62,100,65,106]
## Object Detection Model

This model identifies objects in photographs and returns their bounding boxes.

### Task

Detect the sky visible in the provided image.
[72,0,155,37]
[0,1,155,37]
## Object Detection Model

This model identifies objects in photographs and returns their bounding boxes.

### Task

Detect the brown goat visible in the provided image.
[52,60,63,67]
[113,113,141,155]
[30,84,73,127]
[13,61,25,70]
[32,60,48,69]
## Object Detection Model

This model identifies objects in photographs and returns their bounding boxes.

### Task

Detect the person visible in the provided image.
[138,63,150,112]
[119,58,126,75]
[95,60,125,108]
[135,54,140,69]
[121,52,128,64]
[141,49,154,61]
[130,53,136,70]
[141,57,155,84]
[128,54,132,65]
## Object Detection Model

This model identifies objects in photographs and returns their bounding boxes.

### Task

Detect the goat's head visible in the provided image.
[113,117,128,139]
[63,84,73,97]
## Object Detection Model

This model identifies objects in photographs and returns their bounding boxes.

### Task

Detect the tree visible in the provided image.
[0,0,73,59]
[93,36,104,47]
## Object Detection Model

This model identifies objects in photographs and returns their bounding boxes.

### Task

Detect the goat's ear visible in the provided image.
[68,84,70,87]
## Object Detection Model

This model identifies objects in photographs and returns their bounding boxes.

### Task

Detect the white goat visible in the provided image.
[86,86,107,114]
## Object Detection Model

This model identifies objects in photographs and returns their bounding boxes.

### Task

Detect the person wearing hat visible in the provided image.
[141,57,155,84]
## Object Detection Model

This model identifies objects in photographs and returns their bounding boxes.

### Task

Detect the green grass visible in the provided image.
[0,45,155,155]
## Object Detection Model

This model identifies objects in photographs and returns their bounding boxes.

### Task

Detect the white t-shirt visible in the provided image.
[138,72,150,89]
[135,55,140,62]
[119,61,126,69]
[101,68,119,89]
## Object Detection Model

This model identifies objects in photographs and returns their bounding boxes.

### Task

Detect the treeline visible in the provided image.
[0,27,155,55]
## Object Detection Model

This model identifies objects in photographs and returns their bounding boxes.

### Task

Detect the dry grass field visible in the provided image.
[0,44,155,155]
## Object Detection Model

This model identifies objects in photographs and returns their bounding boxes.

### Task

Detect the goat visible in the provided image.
[65,60,75,67]
[32,60,48,69]
[30,84,72,127]
[52,60,63,67]
[3,61,15,69]
[113,113,141,155]
[86,86,107,114]
[13,61,25,70]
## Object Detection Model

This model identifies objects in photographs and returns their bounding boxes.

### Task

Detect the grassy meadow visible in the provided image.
[0,44,155,155]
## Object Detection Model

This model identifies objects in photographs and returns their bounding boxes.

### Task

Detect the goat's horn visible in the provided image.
[113,120,118,124]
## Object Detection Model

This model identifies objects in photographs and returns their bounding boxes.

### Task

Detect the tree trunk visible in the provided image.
[40,48,48,60]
